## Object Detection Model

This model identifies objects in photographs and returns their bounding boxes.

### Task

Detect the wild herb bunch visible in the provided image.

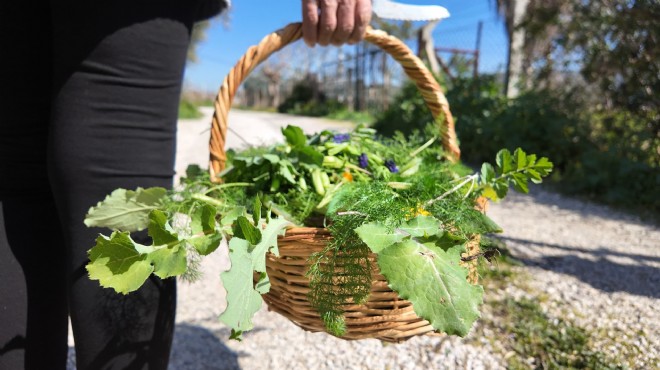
[83,124,553,339]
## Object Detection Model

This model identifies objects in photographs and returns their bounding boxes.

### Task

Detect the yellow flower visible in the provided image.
[406,205,431,219]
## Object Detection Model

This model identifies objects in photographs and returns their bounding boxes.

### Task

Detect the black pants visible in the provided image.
[0,1,224,369]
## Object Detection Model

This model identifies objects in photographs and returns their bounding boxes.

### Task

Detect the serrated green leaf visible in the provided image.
[149,244,187,279]
[221,207,247,230]
[249,218,290,272]
[355,223,406,253]
[190,234,223,256]
[297,146,324,166]
[514,148,527,170]
[527,169,543,184]
[377,240,483,336]
[526,153,537,167]
[86,232,154,294]
[282,125,307,147]
[277,162,297,184]
[534,157,554,176]
[493,179,509,199]
[399,215,440,237]
[480,163,496,184]
[189,205,222,255]
[496,149,512,174]
[262,154,280,163]
[220,238,263,333]
[148,210,178,245]
[84,187,167,232]
[191,205,217,234]
[253,196,262,226]
[233,216,262,245]
[229,329,243,341]
[512,173,530,193]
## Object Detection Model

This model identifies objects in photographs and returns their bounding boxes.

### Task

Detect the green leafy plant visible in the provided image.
[84,124,552,340]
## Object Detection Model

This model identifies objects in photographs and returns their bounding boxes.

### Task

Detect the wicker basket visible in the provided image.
[207,23,481,342]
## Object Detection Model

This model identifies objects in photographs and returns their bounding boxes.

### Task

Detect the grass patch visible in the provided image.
[178,99,203,119]
[325,109,375,124]
[476,242,626,369]
[492,298,623,370]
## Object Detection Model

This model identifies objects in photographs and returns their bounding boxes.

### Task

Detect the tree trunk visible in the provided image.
[505,0,530,98]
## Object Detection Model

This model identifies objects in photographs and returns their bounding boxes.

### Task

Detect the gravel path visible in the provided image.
[68,109,659,369]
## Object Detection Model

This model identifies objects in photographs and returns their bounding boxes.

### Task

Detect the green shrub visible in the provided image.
[372,74,660,215]
[278,80,348,117]
[178,99,202,119]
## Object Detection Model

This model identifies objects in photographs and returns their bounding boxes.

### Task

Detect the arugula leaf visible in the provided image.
[282,125,307,147]
[220,238,264,333]
[149,244,187,279]
[355,223,406,253]
[377,240,484,336]
[296,146,324,166]
[86,232,154,294]
[248,218,290,272]
[84,187,167,232]
[148,210,178,245]
[399,215,440,237]
[233,216,262,245]
[190,205,222,255]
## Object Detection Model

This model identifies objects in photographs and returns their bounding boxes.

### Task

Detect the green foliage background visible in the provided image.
[372,76,659,216]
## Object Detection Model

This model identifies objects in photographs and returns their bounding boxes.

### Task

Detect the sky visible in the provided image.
[184,0,508,92]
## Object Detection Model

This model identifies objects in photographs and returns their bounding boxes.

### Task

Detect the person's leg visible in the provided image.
[0,2,69,370]
[48,1,207,369]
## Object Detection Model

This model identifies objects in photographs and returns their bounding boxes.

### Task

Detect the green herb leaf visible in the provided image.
[220,238,263,333]
[480,163,496,184]
[496,149,512,175]
[249,218,290,272]
[253,196,262,225]
[399,215,440,237]
[84,187,167,232]
[149,244,188,279]
[86,232,154,294]
[148,210,178,245]
[297,146,324,166]
[355,223,406,253]
[233,216,262,245]
[282,125,307,147]
[190,205,222,255]
[377,240,483,336]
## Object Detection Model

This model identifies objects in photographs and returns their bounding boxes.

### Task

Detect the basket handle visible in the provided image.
[208,22,460,181]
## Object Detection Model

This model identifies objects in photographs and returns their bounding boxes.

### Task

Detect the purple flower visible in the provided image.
[385,159,399,173]
[333,133,350,143]
[358,153,369,169]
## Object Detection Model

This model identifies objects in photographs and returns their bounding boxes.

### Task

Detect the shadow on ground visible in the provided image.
[500,235,660,299]
[169,324,241,370]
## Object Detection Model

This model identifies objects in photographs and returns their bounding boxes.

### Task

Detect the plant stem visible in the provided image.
[409,136,437,157]
[203,182,253,195]
[191,193,224,208]
[424,174,478,207]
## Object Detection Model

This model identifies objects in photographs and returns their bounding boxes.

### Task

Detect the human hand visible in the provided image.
[302,0,372,47]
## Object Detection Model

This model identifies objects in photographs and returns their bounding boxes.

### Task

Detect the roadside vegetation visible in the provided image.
[475,244,638,369]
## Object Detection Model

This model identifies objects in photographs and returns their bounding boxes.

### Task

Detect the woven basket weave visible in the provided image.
[207,23,480,342]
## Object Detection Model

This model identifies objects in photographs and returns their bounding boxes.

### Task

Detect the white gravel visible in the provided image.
[67,109,659,369]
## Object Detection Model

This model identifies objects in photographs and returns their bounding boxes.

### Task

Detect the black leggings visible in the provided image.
[0,1,224,369]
